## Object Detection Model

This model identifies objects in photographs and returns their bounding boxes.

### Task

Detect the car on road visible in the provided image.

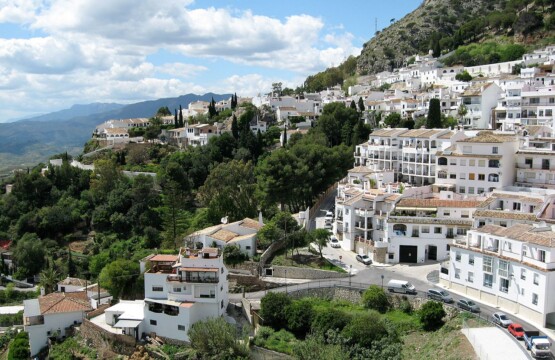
[427,289,454,303]
[324,223,332,230]
[330,237,340,248]
[508,323,525,339]
[491,312,512,327]
[325,210,334,218]
[457,298,480,313]
[356,254,372,265]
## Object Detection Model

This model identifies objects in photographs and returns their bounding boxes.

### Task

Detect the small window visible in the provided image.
[469,160,476,166]
[468,272,474,283]
[521,269,526,280]
[246,246,251,250]
[484,273,493,288]
[422,226,430,234]
[178,325,186,331]
[460,173,466,180]
[221,267,224,274]
[460,159,466,166]
[150,320,157,326]
[152,286,163,292]
[469,255,474,265]
[492,147,498,154]
[444,210,450,216]
[532,293,538,305]
[468,187,475,194]
[388,253,394,260]
[455,252,461,262]
[539,250,546,262]
[450,173,456,179]
[173,287,181,292]
[434,227,442,234]
[534,273,539,285]
[478,174,485,181]
[455,268,460,279]
[459,186,466,194]
[469,173,475,180]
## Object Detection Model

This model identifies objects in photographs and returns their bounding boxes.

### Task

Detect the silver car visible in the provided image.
[491,312,512,327]
[427,289,454,303]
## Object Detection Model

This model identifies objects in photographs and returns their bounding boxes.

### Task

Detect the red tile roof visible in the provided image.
[396,198,481,208]
[150,254,178,262]
[39,291,92,315]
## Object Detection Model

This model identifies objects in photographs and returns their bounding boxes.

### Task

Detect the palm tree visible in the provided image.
[40,267,60,295]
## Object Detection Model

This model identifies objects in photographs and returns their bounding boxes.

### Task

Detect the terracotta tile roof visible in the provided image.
[438,131,454,139]
[458,131,515,143]
[479,194,545,206]
[398,129,443,138]
[397,198,481,208]
[386,194,402,202]
[211,229,239,242]
[203,247,219,254]
[370,128,409,137]
[462,83,492,97]
[39,292,92,315]
[473,210,537,221]
[516,150,555,156]
[388,216,473,226]
[240,218,263,230]
[150,254,178,262]
[344,193,363,206]
[477,223,555,247]
[349,166,373,173]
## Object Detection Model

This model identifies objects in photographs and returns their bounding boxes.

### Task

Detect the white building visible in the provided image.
[187,218,263,258]
[57,277,112,309]
[473,191,545,228]
[140,247,229,342]
[459,82,502,129]
[435,131,518,194]
[515,128,555,189]
[24,291,92,357]
[442,223,555,327]
[164,123,221,148]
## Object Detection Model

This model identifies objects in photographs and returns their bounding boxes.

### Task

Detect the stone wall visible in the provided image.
[228,261,258,275]
[86,303,110,319]
[287,286,363,303]
[271,266,348,280]
[80,318,136,356]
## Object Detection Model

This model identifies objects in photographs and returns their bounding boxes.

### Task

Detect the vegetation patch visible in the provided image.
[271,251,346,272]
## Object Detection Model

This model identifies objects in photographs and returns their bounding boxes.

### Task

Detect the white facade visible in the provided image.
[441,223,555,327]
[460,83,502,129]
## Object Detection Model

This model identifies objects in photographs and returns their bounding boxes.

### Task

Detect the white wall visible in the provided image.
[28,311,86,357]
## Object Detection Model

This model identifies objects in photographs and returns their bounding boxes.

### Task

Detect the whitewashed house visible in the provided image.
[442,223,555,327]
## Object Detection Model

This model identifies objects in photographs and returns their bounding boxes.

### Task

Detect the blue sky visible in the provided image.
[0,0,421,121]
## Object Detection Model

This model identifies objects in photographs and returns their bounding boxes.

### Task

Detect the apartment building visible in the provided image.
[459,83,502,129]
[386,196,480,264]
[140,247,229,342]
[435,131,518,194]
[520,85,555,126]
[473,191,545,228]
[515,130,555,189]
[443,223,555,327]
[164,123,221,148]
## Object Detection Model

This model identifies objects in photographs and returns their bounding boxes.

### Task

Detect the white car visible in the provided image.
[491,312,512,327]
[330,237,340,248]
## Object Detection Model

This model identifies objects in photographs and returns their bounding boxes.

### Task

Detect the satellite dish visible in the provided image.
[221,216,228,224]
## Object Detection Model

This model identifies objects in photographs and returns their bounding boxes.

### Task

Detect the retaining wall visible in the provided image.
[271,265,348,280]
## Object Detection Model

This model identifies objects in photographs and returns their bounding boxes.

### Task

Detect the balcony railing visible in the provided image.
[167,274,219,283]
[24,316,44,326]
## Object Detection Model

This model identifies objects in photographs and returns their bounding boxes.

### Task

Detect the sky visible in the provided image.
[0,0,422,122]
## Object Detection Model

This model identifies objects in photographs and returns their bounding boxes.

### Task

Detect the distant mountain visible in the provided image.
[18,103,126,123]
[0,93,231,172]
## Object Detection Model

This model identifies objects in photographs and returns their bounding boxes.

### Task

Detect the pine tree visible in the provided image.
[174,109,178,128]
[231,115,239,140]
[358,97,365,113]
[282,125,287,147]
[350,100,356,110]
[209,97,217,118]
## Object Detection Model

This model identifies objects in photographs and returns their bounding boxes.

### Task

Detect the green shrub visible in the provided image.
[399,299,413,314]
[361,285,390,313]
[255,328,297,355]
[285,299,314,338]
[341,311,387,348]
[419,301,446,331]
[8,331,29,360]
[260,292,292,330]
[311,308,352,337]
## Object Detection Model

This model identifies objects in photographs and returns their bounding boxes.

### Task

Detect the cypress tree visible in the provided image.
[282,125,287,147]
[174,109,178,128]
[179,105,184,127]
[426,98,442,128]
[350,100,357,110]
[231,115,239,140]
[67,248,75,277]
[358,97,365,113]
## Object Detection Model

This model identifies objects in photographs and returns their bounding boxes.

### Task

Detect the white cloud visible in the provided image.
[156,63,208,78]
[0,0,41,24]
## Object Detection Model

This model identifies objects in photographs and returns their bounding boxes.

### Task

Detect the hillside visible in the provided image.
[16,103,125,123]
[0,93,230,174]
[304,0,555,91]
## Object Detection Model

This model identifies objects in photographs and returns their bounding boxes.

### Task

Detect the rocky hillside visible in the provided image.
[357,0,555,74]
[304,0,555,91]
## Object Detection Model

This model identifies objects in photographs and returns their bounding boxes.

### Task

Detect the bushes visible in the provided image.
[285,299,314,338]
[341,311,388,348]
[260,292,292,330]
[253,327,297,355]
[419,301,446,331]
[8,331,29,360]
[188,317,249,359]
[361,285,390,313]
[311,308,352,337]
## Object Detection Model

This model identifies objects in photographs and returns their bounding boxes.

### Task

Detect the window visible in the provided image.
[498,260,509,278]
[150,320,157,326]
[513,202,521,211]
[468,187,475,194]
[523,246,528,257]
[450,159,457,166]
[478,160,485,167]
[469,254,474,265]
[459,186,466,194]
[152,286,163,292]
[455,268,460,279]
[388,253,394,260]
[178,325,186,331]
[484,273,493,288]
[521,269,526,280]
[455,252,461,262]
[539,250,546,262]
[499,278,509,293]
[469,173,475,180]
[525,158,533,168]
[530,97,540,104]
[492,147,498,154]
[461,211,469,218]
[547,109,553,116]
[483,256,493,273]
[469,160,475,166]
[478,174,485,181]
[477,187,485,194]
[542,159,550,170]
[434,227,442,234]
[444,210,450,216]
[534,273,539,285]
[221,267,224,274]
[246,246,251,250]
[173,287,181,292]
[450,173,456,179]
[468,272,474,283]
[460,173,466,180]
[532,293,538,305]
[422,226,430,234]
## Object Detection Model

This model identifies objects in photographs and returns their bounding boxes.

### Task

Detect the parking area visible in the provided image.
[463,327,531,360]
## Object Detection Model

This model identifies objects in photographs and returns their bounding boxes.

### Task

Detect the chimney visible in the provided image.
[258,211,264,226]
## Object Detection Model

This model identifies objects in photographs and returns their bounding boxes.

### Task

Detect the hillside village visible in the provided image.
[3,35,555,359]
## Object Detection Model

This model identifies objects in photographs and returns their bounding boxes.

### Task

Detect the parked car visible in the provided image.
[427,289,454,303]
[387,280,417,295]
[356,254,372,265]
[325,210,334,218]
[324,223,333,230]
[456,298,480,313]
[330,237,340,248]
[491,312,512,327]
[508,323,525,339]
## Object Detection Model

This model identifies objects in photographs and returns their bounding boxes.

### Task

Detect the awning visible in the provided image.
[114,320,142,328]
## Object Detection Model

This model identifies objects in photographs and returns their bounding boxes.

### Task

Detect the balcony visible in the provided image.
[167,274,219,283]
[24,315,44,326]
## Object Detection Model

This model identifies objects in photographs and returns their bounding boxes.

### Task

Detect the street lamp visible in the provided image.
[381,274,385,289]
[349,265,352,287]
